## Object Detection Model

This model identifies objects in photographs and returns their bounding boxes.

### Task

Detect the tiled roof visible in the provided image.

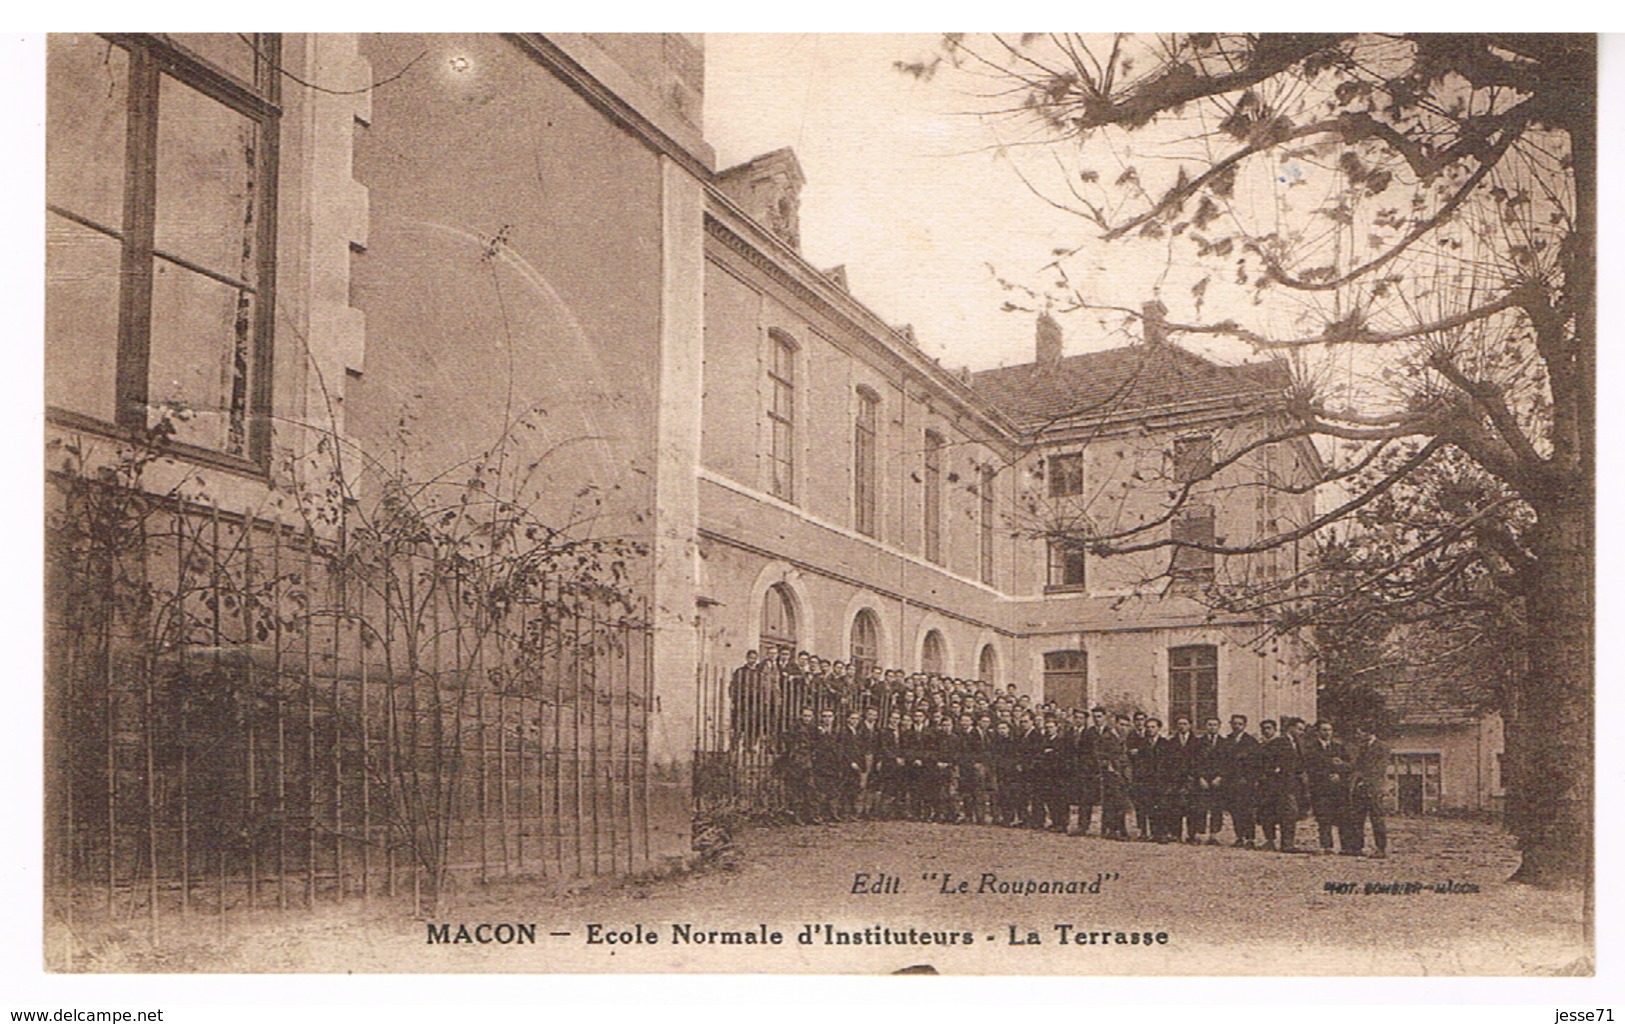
[970,343,1288,429]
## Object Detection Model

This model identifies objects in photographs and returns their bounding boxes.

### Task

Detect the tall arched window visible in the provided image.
[850,609,880,675]
[978,643,998,685]
[760,584,798,657]
[854,387,879,536]
[921,630,946,676]
[923,430,944,564]
[979,466,996,585]
[767,331,796,501]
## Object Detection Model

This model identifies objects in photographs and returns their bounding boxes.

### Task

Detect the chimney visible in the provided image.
[1141,300,1169,345]
[1036,311,1063,367]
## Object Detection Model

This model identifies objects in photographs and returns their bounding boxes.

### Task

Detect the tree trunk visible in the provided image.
[1506,494,1592,890]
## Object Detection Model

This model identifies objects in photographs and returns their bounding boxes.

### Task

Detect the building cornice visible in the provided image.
[704,199,1020,448]
[509,29,1289,454]
[706,199,1287,450]
[504,33,714,181]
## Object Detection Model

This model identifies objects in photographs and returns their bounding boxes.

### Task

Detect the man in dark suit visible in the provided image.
[991,720,1019,825]
[1016,712,1046,828]
[1036,718,1071,831]
[730,650,761,746]
[811,708,845,823]
[1071,708,1099,835]
[957,713,993,825]
[1096,713,1132,839]
[1344,723,1391,858]
[1192,716,1226,844]
[1221,713,1262,848]
[929,717,961,823]
[1260,718,1306,852]
[1303,719,1349,854]
[1126,713,1152,838]
[1130,717,1164,840]
[856,706,883,818]
[777,705,819,823]
[1166,715,1201,843]
[875,709,906,820]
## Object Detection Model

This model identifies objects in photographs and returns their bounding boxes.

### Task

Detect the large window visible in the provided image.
[1168,644,1218,727]
[767,331,797,501]
[1046,537,1086,591]
[46,33,281,462]
[1389,752,1440,814]
[1043,650,1087,709]
[1047,452,1084,497]
[854,387,878,536]
[920,630,946,676]
[1173,435,1214,483]
[760,584,798,658]
[923,430,944,565]
[850,609,880,676]
[979,466,996,585]
[1170,505,1216,579]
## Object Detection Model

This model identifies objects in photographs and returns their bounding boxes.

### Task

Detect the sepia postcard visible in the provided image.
[36,31,1598,981]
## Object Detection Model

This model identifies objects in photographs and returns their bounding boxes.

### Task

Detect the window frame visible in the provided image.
[978,643,998,685]
[1172,434,1215,484]
[1045,536,1087,592]
[1167,644,1218,727]
[1170,504,1217,580]
[1047,451,1084,498]
[850,609,880,676]
[46,33,283,470]
[922,429,944,565]
[766,330,797,502]
[1042,649,1087,708]
[978,465,996,585]
[920,629,946,676]
[853,387,879,536]
[759,583,798,658]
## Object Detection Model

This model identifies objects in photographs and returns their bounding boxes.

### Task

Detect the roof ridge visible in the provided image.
[969,341,1283,427]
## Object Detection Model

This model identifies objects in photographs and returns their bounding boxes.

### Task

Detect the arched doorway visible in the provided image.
[850,609,880,676]
[760,583,798,657]
[921,629,946,676]
[978,643,999,686]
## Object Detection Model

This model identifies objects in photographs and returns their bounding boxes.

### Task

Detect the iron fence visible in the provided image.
[45,482,654,941]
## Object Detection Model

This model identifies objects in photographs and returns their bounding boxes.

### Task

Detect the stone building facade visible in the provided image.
[44,33,1319,892]
[696,183,1321,725]
[695,133,1319,725]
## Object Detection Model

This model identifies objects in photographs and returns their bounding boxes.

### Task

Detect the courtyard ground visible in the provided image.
[50,816,1590,975]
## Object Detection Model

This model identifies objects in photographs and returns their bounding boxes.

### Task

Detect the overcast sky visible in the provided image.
[704,33,1125,373]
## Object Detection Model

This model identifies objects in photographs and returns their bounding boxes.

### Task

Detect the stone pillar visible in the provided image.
[646,154,705,868]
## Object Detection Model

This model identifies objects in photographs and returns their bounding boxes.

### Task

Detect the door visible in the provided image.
[1397,774,1424,815]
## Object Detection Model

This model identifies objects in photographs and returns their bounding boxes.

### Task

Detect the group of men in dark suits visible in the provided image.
[744,651,1391,859]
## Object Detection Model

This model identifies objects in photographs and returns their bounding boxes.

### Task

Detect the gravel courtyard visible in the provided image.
[54,816,1590,975]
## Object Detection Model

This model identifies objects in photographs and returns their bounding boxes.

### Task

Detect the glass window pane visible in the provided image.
[1049,453,1082,497]
[163,33,260,83]
[155,73,259,281]
[1175,436,1214,482]
[773,337,794,381]
[149,262,255,453]
[46,35,128,230]
[45,214,121,422]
